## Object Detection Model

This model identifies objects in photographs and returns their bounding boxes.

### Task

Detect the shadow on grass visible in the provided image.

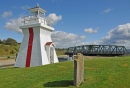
[43,80,73,87]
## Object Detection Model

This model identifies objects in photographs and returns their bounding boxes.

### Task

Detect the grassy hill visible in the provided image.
[0,44,20,56]
[0,44,66,57]
[0,56,130,88]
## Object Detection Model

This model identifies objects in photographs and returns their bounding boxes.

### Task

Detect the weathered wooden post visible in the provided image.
[74,53,84,87]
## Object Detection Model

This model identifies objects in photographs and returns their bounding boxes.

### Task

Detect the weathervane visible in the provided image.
[36,3,39,7]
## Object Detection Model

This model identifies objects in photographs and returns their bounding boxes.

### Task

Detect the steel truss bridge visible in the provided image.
[65,45,129,56]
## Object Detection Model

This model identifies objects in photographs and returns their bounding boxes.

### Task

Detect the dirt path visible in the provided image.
[0,59,15,67]
[0,55,117,68]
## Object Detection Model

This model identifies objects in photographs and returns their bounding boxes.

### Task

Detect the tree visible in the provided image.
[2,39,7,44]
[0,39,2,44]
[10,50,15,54]
[6,38,17,45]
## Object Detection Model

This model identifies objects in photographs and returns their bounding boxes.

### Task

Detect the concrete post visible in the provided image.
[74,53,84,87]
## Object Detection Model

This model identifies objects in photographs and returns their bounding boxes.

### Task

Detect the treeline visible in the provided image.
[0,38,18,46]
[56,48,67,56]
[0,38,20,55]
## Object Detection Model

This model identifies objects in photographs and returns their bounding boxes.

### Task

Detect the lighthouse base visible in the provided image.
[14,45,58,67]
[14,27,58,67]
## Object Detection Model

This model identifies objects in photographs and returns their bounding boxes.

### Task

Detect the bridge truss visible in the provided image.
[65,45,129,56]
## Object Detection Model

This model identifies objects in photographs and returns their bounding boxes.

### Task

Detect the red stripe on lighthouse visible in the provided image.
[25,28,34,67]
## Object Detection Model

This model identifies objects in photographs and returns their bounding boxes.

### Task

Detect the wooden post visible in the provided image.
[74,53,84,87]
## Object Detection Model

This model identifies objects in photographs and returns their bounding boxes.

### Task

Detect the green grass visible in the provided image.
[0,56,130,88]
[55,48,67,56]
[83,56,130,88]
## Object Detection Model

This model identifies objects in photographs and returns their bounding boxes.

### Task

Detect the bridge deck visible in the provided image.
[65,45,129,56]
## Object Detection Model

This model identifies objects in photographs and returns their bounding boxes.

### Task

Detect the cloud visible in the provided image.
[3,13,86,48]
[46,13,62,26]
[4,17,23,33]
[1,11,12,18]
[4,13,62,33]
[102,8,111,14]
[4,18,86,48]
[83,23,130,49]
[98,23,130,49]
[21,5,30,10]
[84,28,98,33]
[52,31,86,48]
[4,17,86,48]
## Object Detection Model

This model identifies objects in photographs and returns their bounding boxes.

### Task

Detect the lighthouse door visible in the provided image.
[50,47,54,63]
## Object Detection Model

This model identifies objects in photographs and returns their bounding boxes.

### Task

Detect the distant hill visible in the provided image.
[0,38,67,56]
[0,44,66,56]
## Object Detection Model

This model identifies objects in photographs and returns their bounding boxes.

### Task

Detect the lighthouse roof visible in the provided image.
[45,42,52,45]
[45,42,55,47]
[29,4,46,14]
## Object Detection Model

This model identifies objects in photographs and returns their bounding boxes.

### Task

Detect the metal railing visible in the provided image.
[21,16,47,25]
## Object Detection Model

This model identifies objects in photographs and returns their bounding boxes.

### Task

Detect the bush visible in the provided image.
[10,50,15,54]
[7,56,10,58]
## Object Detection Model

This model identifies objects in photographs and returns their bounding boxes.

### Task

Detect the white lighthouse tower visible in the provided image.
[14,5,59,67]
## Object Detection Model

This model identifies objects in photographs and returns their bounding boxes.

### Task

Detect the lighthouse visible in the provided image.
[14,5,59,67]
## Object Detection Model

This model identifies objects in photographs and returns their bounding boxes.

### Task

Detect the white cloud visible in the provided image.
[4,15,86,48]
[4,13,62,33]
[21,5,30,10]
[4,17,23,33]
[52,31,86,48]
[84,28,98,33]
[102,8,111,14]
[46,13,62,26]
[98,23,130,49]
[1,11,12,18]
[83,23,130,49]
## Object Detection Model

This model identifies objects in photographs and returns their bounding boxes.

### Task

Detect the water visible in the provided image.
[58,57,73,62]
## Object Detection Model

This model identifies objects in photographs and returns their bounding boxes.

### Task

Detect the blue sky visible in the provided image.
[0,0,130,48]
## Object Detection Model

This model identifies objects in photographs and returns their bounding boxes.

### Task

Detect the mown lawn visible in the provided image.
[0,55,130,88]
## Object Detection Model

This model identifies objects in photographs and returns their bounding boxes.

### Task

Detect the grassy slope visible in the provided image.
[0,44,65,57]
[0,56,130,88]
[0,44,20,56]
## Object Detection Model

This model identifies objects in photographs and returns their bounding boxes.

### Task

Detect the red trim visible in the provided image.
[45,42,52,45]
[25,28,34,67]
